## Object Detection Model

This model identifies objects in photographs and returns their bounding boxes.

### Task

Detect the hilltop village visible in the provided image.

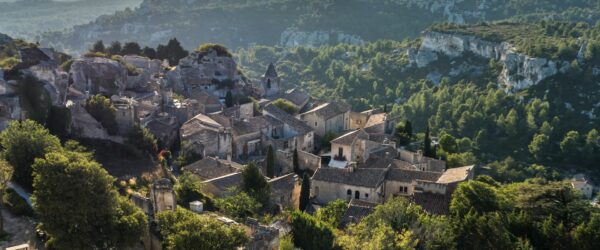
[3,33,599,250]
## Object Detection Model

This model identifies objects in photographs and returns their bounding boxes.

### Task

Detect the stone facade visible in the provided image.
[299,101,350,137]
[150,179,177,215]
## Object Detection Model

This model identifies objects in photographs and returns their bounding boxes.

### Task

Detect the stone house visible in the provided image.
[180,113,233,160]
[298,101,350,137]
[328,129,396,168]
[269,173,299,209]
[263,104,314,152]
[311,165,387,204]
[182,156,242,181]
[571,174,594,199]
[258,63,281,97]
[231,117,264,161]
[280,88,310,112]
[150,178,177,215]
[145,112,179,149]
[189,90,222,114]
[202,172,242,198]
[398,149,446,172]
[363,112,399,135]
[311,164,475,214]
[221,101,254,119]
[164,98,199,126]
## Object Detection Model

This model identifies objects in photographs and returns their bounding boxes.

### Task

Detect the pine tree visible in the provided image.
[92,40,105,53]
[225,90,234,108]
[293,148,300,174]
[266,145,275,178]
[424,126,434,157]
[299,172,311,211]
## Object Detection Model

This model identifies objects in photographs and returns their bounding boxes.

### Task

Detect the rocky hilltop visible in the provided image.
[411,31,574,92]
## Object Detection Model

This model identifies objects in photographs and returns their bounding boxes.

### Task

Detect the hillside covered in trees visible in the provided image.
[40,0,600,53]
[235,20,600,181]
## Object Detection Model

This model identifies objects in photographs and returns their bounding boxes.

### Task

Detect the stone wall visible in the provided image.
[275,149,320,174]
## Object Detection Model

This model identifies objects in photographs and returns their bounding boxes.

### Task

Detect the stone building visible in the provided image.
[180,113,233,159]
[263,104,314,152]
[189,90,222,114]
[259,63,281,97]
[269,173,300,209]
[398,149,446,172]
[150,178,177,215]
[571,174,594,199]
[111,95,137,134]
[299,101,350,137]
[328,129,391,168]
[182,156,242,181]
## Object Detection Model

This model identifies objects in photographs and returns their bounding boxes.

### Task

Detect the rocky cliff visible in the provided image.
[70,57,128,96]
[411,31,573,92]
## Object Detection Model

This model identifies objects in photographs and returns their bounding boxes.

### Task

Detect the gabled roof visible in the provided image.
[264,63,278,78]
[330,130,368,146]
[386,168,442,183]
[302,101,350,120]
[409,193,451,215]
[436,165,474,184]
[312,167,387,188]
[263,104,312,134]
[364,113,387,128]
[232,119,262,136]
[269,173,298,193]
[183,157,242,180]
[284,88,309,107]
[341,199,377,227]
[202,172,242,191]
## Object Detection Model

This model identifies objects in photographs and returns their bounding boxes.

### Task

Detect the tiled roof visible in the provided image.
[264,63,278,77]
[269,173,298,193]
[362,157,413,170]
[330,130,362,146]
[183,157,242,180]
[203,172,242,191]
[302,101,350,120]
[263,104,312,134]
[364,113,387,128]
[232,119,261,136]
[386,168,442,183]
[190,91,221,105]
[436,165,474,184]
[341,199,377,227]
[312,167,387,188]
[284,88,309,107]
[409,193,451,215]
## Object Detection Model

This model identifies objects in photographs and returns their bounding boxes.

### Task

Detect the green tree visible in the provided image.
[423,126,434,158]
[560,131,582,162]
[0,120,61,190]
[157,38,189,66]
[225,90,234,108]
[266,145,275,178]
[299,172,311,211]
[316,199,347,228]
[572,213,600,250]
[32,151,147,249]
[321,132,338,150]
[450,181,501,218]
[216,190,261,219]
[157,208,248,250]
[121,42,142,55]
[293,148,300,174]
[439,133,458,154]
[126,124,158,156]
[272,99,298,115]
[241,163,270,207]
[0,159,13,233]
[394,121,413,146]
[290,211,335,250]
[107,41,122,55]
[91,40,105,53]
[85,94,118,135]
[528,133,551,161]
[175,172,213,210]
[142,46,157,59]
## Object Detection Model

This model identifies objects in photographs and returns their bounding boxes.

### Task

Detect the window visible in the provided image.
[347,189,352,195]
[354,191,360,200]
[338,147,344,158]
[315,122,318,126]
[365,193,369,198]
[267,79,271,89]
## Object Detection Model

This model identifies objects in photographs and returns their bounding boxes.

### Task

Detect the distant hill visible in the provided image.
[40,0,600,53]
[0,0,141,42]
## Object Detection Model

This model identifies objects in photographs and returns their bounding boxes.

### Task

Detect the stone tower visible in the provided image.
[261,63,281,97]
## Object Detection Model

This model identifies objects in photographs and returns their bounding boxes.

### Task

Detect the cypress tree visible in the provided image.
[293,148,300,174]
[266,145,275,178]
[299,172,311,211]
[225,90,234,108]
[424,126,433,157]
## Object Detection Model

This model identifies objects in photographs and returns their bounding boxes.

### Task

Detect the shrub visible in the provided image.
[5,188,33,217]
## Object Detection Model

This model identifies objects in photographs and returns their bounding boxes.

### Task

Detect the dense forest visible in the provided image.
[236,21,600,181]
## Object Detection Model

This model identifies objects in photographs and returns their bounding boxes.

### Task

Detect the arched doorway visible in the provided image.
[354,190,360,200]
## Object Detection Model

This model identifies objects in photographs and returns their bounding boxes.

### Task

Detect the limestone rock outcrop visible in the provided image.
[70,57,127,96]
[412,31,573,92]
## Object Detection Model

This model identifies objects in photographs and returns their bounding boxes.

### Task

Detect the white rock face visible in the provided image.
[280,29,364,48]
[414,31,573,92]
[70,57,128,96]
